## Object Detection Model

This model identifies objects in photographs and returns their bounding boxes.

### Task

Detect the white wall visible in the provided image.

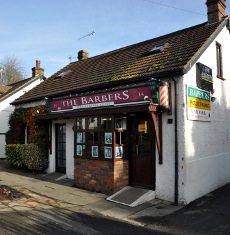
[0,78,43,158]
[181,25,230,204]
[155,81,177,202]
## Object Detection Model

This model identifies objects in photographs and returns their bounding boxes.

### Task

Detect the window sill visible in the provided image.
[216,75,226,81]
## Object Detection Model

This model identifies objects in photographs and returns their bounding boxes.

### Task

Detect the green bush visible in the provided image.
[5,108,27,144]
[5,144,48,172]
[23,144,47,172]
[5,144,24,168]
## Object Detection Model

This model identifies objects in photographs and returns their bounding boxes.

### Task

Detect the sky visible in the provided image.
[0,0,229,78]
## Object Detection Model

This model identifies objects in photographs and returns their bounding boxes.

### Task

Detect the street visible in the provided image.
[0,207,165,235]
[0,159,230,235]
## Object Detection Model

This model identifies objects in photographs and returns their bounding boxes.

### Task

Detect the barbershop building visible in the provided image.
[12,1,230,204]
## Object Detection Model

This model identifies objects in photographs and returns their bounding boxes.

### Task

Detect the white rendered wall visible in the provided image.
[155,81,177,202]
[0,78,43,158]
[47,119,74,179]
[181,25,230,204]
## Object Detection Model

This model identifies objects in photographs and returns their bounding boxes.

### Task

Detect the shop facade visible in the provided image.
[11,3,230,204]
[38,83,164,195]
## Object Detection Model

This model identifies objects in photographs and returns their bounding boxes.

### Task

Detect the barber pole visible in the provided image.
[159,82,169,110]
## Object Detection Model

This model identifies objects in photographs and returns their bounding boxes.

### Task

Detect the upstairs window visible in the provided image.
[216,42,223,79]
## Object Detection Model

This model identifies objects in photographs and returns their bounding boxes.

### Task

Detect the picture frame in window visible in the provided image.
[76,145,82,156]
[105,132,112,144]
[115,118,122,129]
[115,146,123,158]
[104,147,112,159]
[76,132,83,143]
[92,146,98,157]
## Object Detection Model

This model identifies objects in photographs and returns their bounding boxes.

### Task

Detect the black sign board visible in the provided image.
[196,62,213,91]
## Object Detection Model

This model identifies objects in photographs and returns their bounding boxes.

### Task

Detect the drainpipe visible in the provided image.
[172,77,179,205]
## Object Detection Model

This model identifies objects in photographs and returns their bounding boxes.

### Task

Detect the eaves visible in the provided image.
[183,17,229,74]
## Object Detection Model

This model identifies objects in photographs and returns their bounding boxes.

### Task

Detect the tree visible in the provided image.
[0,56,26,85]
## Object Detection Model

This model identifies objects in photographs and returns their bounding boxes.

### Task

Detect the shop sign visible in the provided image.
[50,86,152,112]
[187,85,211,121]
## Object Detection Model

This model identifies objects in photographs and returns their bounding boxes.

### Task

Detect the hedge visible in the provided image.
[5,144,47,172]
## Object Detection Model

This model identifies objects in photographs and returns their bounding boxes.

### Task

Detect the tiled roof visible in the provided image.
[0,85,11,95]
[0,77,41,102]
[12,19,227,105]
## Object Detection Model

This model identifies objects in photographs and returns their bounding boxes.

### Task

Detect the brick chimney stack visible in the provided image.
[32,60,44,77]
[78,50,89,60]
[206,0,226,22]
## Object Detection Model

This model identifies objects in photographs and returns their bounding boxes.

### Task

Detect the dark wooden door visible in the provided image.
[55,124,66,173]
[130,115,155,189]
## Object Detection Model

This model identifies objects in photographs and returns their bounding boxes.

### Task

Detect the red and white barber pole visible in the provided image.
[159,82,169,111]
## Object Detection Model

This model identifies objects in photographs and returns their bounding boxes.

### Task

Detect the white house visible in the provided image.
[0,60,45,158]
[11,0,230,205]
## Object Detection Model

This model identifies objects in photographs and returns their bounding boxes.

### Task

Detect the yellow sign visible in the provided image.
[188,97,210,110]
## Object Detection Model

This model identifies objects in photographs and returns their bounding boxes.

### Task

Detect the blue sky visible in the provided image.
[0,0,229,78]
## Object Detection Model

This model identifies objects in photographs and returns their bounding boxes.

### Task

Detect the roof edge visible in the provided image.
[183,17,229,74]
[2,76,43,104]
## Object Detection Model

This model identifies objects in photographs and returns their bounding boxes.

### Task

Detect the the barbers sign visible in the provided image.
[187,86,211,121]
[50,86,152,112]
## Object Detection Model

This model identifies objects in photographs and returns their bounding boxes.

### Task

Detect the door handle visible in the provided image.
[136,145,138,154]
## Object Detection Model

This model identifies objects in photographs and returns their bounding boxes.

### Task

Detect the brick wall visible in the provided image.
[74,158,129,195]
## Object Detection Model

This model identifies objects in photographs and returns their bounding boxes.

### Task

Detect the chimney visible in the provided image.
[32,60,44,77]
[206,0,226,22]
[78,50,88,60]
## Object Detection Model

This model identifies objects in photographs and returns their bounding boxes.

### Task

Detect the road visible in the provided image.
[0,207,169,235]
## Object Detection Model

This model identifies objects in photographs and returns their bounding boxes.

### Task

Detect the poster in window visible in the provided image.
[76,132,82,143]
[104,147,112,158]
[115,118,122,129]
[92,146,98,157]
[115,146,123,158]
[105,132,112,144]
[76,145,82,156]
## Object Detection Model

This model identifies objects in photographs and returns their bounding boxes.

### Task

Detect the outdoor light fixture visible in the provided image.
[211,96,217,102]
[149,77,160,104]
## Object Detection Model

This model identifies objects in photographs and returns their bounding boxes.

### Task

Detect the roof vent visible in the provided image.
[54,70,71,80]
[148,43,169,54]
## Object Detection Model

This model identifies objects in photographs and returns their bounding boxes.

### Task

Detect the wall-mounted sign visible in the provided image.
[49,86,152,112]
[187,86,211,121]
[196,62,213,91]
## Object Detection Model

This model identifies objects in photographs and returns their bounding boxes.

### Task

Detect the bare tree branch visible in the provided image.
[0,56,26,85]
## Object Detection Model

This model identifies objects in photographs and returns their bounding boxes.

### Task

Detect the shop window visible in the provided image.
[114,116,127,159]
[74,115,127,159]
[216,42,223,79]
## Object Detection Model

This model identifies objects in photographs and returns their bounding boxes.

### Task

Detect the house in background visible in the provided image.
[11,0,230,205]
[0,60,45,158]
[0,85,11,96]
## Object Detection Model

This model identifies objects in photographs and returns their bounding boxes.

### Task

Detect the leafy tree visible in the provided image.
[0,55,26,85]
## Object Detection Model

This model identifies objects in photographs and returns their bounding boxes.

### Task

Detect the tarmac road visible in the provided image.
[141,183,230,235]
[0,159,230,234]
[0,207,169,235]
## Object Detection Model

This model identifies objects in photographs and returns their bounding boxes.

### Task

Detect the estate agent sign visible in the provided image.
[196,62,213,92]
[187,85,211,121]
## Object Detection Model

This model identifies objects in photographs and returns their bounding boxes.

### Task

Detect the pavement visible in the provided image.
[0,159,183,226]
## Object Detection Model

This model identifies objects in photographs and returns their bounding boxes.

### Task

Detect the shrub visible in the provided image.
[5,144,24,168]
[23,144,47,172]
[5,108,27,144]
[5,144,48,172]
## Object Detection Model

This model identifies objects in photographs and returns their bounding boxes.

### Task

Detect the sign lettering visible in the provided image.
[50,86,152,112]
[187,86,211,121]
